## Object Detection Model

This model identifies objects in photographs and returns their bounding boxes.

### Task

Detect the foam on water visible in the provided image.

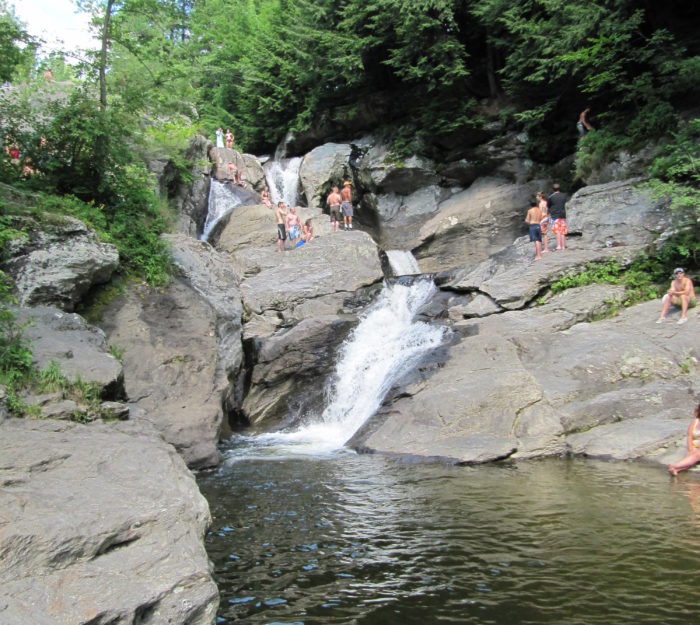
[201,180,243,241]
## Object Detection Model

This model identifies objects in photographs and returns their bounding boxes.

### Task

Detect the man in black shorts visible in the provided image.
[275,201,287,252]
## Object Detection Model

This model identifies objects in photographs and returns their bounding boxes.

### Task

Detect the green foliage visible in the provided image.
[0,270,33,387]
[0,1,35,83]
[549,258,659,310]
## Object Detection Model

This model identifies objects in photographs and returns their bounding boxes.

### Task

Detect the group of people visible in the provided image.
[215,127,235,149]
[525,183,569,261]
[326,181,354,232]
[275,201,314,252]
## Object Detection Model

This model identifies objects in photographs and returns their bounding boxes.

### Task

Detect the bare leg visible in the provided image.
[659,294,672,320]
[668,449,700,475]
[680,294,689,319]
[542,233,549,253]
[534,241,542,261]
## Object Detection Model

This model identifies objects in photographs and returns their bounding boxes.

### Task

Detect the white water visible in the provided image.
[225,279,446,461]
[263,156,303,207]
[200,180,243,241]
[386,249,421,276]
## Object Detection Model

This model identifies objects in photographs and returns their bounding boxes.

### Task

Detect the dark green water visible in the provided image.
[198,448,700,625]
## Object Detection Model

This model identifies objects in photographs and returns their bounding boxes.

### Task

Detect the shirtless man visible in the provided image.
[525,198,543,261]
[340,181,353,230]
[326,186,342,232]
[286,206,302,246]
[657,268,696,325]
[275,201,287,252]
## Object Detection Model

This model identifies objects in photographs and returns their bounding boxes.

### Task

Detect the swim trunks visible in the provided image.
[277,223,286,241]
[528,224,542,242]
[330,206,341,222]
[551,218,568,235]
[289,225,300,240]
[540,216,549,234]
[341,201,353,217]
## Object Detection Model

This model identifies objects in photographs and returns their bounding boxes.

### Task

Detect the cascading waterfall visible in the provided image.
[228,278,446,459]
[200,180,243,241]
[386,249,421,276]
[263,156,303,207]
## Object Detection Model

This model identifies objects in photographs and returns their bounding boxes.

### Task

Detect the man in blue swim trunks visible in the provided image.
[525,198,543,261]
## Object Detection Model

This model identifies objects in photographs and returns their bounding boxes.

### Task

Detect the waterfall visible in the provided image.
[264,156,303,207]
[386,250,421,276]
[201,180,242,241]
[232,279,446,458]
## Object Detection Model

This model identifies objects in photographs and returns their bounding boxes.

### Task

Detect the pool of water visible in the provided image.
[198,447,700,625]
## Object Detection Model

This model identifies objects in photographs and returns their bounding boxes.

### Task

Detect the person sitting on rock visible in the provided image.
[668,401,700,476]
[302,218,314,243]
[657,268,696,325]
[261,187,272,208]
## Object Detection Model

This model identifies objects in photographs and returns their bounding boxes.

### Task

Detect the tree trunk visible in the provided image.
[100,0,115,110]
[486,39,498,100]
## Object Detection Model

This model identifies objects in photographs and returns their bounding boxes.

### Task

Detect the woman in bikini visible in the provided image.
[537,191,550,253]
[668,401,700,476]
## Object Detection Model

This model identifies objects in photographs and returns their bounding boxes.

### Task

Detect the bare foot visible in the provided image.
[668,465,679,476]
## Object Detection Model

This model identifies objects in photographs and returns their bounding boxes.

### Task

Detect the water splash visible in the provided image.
[201,180,242,241]
[386,250,421,276]
[226,279,446,459]
[264,156,303,207]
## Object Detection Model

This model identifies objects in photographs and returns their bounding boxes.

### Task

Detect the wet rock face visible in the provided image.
[0,418,218,625]
[2,216,119,312]
[299,142,353,210]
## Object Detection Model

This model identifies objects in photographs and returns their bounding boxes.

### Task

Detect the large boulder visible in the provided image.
[2,216,118,312]
[299,143,353,209]
[0,418,218,625]
[173,134,212,237]
[356,141,439,195]
[102,278,226,469]
[241,153,267,191]
[13,305,124,399]
[411,177,549,273]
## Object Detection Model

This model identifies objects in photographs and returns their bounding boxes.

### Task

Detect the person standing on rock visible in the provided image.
[525,198,543,261]
[341,181,354,230]
[548,183,568,251]
[275,201,287,252]
[286,206,302,246]
[216,127,224,148]
[326,186,342,233]
[225,128,234,149]
[668,401,700,476]
[577,108,594,137]
[657,268,696,325]
[537,191,550,253]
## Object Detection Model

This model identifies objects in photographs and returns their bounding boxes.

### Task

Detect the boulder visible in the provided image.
[238,231,384,323]
[241,153,267,191]
[0,418,218,625]
[242,316,355,426]
[412,177,549,273]
[299,143,353,209]
[173,134,212,237]
[356,141,439,195]
[3,216,119,312]
[13,306,124,399]
[101,278,226,469]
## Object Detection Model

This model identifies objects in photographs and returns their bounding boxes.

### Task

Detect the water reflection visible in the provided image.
[199,454,700,624]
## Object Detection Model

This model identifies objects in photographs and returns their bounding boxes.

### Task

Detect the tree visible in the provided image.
[0,1,33,83]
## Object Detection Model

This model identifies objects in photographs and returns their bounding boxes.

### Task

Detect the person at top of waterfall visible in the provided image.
[668,401,700,476]
[547,183,568,251]
[261,187,272,208]
[525,198,543,262]
[286,206,302,245]
[657,268,696,325]
[275,201,287,252]
[577,108,594,137]
[536,191,550,253]
[341,181,354,230]
[215,127,224,148]
[326,186,342,232]
[225,128,234,149]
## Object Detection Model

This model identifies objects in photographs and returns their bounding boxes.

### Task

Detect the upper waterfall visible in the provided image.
[264,156,303,207]
[200,180,243,241]
[386,250,421,276]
